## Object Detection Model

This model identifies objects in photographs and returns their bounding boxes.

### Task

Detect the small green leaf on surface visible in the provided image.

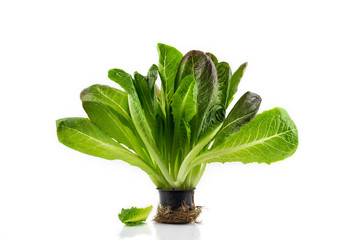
[118,206,153,226]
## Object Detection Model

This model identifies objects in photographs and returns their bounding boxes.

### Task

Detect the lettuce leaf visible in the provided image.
[118,206,153,226]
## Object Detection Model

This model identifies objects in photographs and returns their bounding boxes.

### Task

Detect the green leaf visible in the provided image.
[80,84,131,122]
[134,66,158,115]
[128,95,176,186]
[118,206,153,226]
[170,75,197,172]
[205,52,218,66]
[171,75,197,148]
[133,71,159,145]
[216,62,232,108]
[180,119,192,146]
[134,72,152,108]
[82,101,134,149]
[147,64,158,116]
[147,64,158,87]
[108,69,137,97]
[157,43,183,104]
[108,64,175,186]
[175,123,223,186]
[56,118,165,186]
[80,86,149,159]
[127,95,156,155]
[227,62,247,108]
[199,104,225,140]
[134,72,157,130]
[171,75,197,126]
[213,91,261,147]
[176,50,218,142]
[190,107,298,169]
[57,117,126,159]
[198,61,229,139]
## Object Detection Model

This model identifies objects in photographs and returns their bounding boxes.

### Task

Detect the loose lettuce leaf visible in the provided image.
[213,91,261,147]
[118,206,153,226]
[227,62,247,108]
[188,107,298,170]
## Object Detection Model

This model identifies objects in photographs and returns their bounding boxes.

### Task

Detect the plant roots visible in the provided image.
[154,204,202,224]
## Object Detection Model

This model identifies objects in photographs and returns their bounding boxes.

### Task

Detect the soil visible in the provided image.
[153,203,202,224]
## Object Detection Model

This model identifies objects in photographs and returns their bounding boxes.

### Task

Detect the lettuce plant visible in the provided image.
[56,43,298,191]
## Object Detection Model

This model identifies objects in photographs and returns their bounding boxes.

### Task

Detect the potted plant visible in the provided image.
[56,43,298,223]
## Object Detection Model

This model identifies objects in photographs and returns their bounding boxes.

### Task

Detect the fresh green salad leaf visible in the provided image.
[118,206,153,226]
[57,43,299,190]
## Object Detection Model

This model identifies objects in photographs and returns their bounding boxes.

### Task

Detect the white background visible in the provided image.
[1,0,359,239]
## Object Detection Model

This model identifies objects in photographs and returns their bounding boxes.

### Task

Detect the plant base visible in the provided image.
[154,204,202,224]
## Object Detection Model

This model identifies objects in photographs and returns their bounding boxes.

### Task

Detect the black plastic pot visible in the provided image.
[158,189,195,210]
